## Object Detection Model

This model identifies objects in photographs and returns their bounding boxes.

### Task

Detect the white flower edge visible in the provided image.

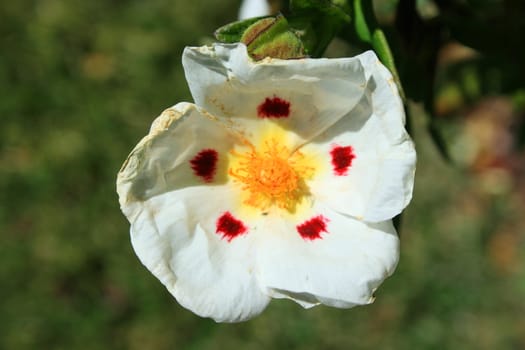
[354,51,415,220]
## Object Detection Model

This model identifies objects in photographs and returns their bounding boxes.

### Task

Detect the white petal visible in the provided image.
[304,51,416,222]
[358,51,408,126]
[256,202,399,308]
[128,186,270,322]
[117,102,240,220]
[182,43,367,148]
[117,103,270,322]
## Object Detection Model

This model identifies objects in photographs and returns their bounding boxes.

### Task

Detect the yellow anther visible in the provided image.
[229,138,313,212]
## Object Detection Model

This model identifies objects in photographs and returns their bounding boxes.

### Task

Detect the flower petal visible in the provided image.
[182,43,367,148]
[304,51,416,222]
[121,181,270,322]
[117,102,240,216]
[256,203,399,308]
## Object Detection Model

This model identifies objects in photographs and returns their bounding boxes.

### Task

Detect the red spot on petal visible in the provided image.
[216,212,248,241]
[297,215,329,240]
[190,149,218,182]
[330,145,355,176]
[257,96,290,118]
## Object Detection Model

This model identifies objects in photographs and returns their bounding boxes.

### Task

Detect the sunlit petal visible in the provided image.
[257,201,399,307]
[182,43,367,148]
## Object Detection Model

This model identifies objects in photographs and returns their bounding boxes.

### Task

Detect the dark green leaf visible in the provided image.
[285,0,351,57]
[290,0,351,22]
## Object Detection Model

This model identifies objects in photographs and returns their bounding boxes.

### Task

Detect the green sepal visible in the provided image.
[214,16,271,43]
[215,15,306,60]
[240,15,306,60]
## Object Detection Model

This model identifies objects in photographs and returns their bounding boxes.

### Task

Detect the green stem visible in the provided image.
[353,0,405,100]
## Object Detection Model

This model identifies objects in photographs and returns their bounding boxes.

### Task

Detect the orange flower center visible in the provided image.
[229,138,313,212]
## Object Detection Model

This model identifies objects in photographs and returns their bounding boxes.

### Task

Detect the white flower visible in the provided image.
[117,43,416,322]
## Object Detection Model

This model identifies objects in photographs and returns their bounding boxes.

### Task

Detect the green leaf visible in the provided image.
[214,16,270,43]
[290,0,351,22]
[287,0,351,57]
[353,0,373,42]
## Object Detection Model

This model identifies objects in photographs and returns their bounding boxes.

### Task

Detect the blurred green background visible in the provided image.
[1,0,524,349]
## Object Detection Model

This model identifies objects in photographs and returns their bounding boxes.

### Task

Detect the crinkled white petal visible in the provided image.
[182,43,367,148]
[256,202,399,308]
[117,103,270,322]
[304,51,416,222]
[117,102,238,219]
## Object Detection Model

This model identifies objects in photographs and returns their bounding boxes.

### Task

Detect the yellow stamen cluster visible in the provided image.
[229,138,313,212]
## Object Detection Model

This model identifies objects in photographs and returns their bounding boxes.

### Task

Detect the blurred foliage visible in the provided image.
[1,0,525,349]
